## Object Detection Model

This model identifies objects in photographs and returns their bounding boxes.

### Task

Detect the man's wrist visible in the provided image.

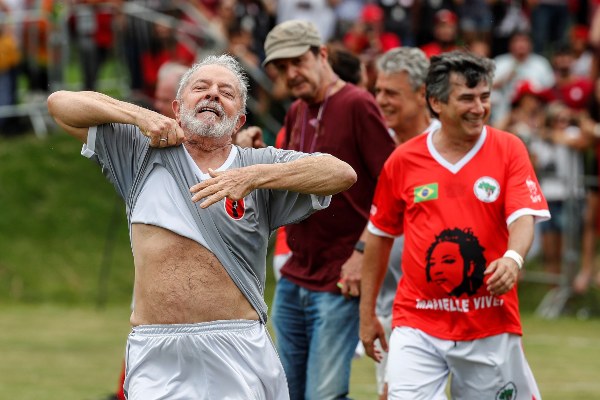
[503,250,524,270]
[354,240,365,253]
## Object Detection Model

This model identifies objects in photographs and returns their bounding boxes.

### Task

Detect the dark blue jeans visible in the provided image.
[272,277,359,400]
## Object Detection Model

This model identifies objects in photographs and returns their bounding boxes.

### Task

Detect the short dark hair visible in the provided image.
[328,47,362,85]
[425,51,495,118]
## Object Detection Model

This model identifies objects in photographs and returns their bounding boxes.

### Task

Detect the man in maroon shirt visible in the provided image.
[263,20,396,400]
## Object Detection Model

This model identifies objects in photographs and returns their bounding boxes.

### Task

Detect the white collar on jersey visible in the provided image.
[426,126,487,174]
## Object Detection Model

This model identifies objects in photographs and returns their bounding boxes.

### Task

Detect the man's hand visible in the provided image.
[137,110,185,148]
[339,251,362,298]
[190,167,258,208]
[485,257,520,296]
[359,313,387,362]
[234,126,266,149]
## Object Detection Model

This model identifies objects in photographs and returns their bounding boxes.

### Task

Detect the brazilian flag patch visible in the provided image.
[414,183,438,203]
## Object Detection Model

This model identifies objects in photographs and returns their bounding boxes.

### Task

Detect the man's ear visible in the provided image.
[319,45,329,63]
[172,100,180,120]
[429,96,443,116]
[234,114,247,133]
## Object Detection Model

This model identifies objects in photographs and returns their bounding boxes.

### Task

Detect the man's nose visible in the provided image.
[204,84,220,100]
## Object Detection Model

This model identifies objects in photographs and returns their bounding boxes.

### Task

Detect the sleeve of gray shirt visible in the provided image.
[80,123,149,200]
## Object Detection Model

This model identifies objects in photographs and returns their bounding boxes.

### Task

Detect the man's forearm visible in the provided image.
[506,215,535,259]
[252,155,356,196]
[48,91,141,130]
[360,233,393,318]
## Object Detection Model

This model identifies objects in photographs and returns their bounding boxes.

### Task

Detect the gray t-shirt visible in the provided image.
[82,123,330,322]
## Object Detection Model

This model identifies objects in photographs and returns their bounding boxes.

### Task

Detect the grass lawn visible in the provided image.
[0,304,599,400]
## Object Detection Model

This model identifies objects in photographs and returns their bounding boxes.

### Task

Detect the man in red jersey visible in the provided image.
[263,19,396,400]
[360,51,550,399]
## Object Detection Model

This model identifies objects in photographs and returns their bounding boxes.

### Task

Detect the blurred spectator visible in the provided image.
[550,44,594,112]
[489,0,530,57]
[343,4,401,59]
[496,80,551,147]
[140,16,194,101]
[71,0,117,90]
[153,61,188,118]
[226,21,260,67]
[529,101,586,275]
[466,37,491,58]
[22,0,54,94]
[528,0,570,56]
[573,77,600,293]
[419,9,459,59]
[333,0,364,38]
[343,3,401,92]
[226,0,275,62]
[276,0,338,42]
[377,0,417,47]
[413,0,456,47]
[455,0,493,46]
[0,2,21,130]
[569,24,593,78]
[492,31,555,125]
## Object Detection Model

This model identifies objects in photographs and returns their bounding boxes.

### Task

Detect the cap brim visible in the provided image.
[262,44,311,67]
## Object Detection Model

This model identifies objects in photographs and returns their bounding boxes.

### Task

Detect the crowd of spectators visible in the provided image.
[2,1,600,289]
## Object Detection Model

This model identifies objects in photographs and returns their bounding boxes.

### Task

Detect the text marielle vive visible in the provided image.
[415,295,505,313]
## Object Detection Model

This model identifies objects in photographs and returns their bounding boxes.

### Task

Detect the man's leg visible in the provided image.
[386,327,450,400]
[305,291,359,400]
[448,333,541,400]
[271,277,309,400]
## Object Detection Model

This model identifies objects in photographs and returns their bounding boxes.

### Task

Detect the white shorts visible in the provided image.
[124,320,289,400]
[387,327,541,400]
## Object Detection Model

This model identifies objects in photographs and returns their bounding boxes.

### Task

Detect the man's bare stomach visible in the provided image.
[130,223,258,326]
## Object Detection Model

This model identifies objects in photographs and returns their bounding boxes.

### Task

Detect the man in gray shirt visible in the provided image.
[47,54,356,400]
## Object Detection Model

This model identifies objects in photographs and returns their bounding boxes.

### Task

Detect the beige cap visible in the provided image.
[263,20,322,66]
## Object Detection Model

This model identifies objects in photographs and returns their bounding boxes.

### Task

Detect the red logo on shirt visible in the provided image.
[225,198,245,220]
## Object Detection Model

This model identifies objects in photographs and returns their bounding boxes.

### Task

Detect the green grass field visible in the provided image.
[2,131,600,399]
[0,305,599,400]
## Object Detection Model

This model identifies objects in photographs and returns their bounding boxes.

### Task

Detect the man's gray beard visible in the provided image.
[179,102,239,139]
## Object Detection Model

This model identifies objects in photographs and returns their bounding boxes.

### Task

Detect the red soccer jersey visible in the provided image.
[369,126,550,341]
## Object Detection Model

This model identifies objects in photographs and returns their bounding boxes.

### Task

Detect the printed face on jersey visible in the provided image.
[427,241,465,293]
[425,228,486,297]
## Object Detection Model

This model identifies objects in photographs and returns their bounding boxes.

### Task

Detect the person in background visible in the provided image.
[420,9,459,59]
[48,54,357,399]
[492,30,555,126]
[263,19,396,400]
[370,46,439,400]
[360,51,550,399]
[0,2,21,132]
[529,101,585,276]
[572,78,600,293]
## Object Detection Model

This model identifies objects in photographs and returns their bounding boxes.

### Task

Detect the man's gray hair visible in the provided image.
[425,51,495,118]
[176,54,249,114]
[376,47,430,91]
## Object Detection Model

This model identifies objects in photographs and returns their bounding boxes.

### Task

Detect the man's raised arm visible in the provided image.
[190,154,357,208]
[47,91,184,147]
